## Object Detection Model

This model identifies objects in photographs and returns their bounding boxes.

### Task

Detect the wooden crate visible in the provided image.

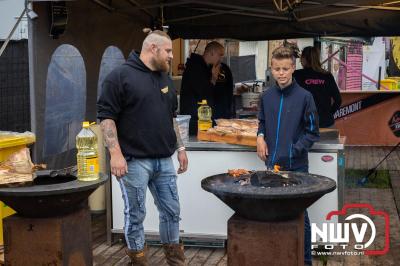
[228,214,304,266]
[4,207,92,265]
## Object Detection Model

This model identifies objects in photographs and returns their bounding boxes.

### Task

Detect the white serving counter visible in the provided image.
[106,138,345,246]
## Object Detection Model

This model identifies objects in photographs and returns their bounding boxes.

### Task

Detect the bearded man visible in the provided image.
[97,30,188,266]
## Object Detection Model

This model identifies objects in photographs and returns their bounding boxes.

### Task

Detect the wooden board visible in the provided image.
[197,131,257,147]
[197,128,338,147]
[320,128,340,140]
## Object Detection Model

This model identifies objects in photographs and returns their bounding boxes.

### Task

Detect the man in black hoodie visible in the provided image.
[180,41,232,135]
[97,31,188,266]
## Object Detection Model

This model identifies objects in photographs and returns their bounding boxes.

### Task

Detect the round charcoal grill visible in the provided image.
[0,171,108,217]
[202,170,336,221]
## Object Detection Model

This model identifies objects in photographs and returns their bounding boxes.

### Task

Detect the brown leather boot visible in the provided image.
[162,242,186,266]
[125,246,148,266]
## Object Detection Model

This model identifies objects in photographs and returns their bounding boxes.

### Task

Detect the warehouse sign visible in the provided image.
[334,94,399,120]
[334,101,362,118]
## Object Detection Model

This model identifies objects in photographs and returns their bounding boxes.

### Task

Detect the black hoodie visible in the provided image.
[214,62,234,120]
[293,68,342,128]
[180,53,215,135]
[97,52,177,158]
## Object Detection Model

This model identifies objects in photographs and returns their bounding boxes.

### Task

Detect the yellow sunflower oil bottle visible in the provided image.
[76,121,99,181]
[198,99,212,131]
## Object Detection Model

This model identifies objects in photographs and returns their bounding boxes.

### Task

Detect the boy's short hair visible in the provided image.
[271,46,296,64]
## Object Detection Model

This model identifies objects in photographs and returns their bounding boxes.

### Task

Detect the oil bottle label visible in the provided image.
[198,121,212,131]
[85,156,99,174]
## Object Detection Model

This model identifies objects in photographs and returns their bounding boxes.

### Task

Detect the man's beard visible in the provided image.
[151,56,170,72]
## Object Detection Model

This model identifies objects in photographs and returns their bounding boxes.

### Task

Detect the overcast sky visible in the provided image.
[0,0,27,40]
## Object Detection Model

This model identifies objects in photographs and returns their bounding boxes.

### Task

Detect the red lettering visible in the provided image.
[305,79,325,85]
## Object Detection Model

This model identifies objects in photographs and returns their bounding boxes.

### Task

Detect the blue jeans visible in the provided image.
[118,157,180,251]
[292,165,312,265]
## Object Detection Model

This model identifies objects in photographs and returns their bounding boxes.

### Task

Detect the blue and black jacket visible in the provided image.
[257,80,320,170]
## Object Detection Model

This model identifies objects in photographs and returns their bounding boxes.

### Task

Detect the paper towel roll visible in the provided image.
[88,124,106,212]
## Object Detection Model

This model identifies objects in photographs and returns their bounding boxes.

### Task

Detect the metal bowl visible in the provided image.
[0,173,108,217]
[201,170,336,221]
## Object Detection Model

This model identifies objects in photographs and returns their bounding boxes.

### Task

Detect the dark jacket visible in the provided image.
[257,80,320,170]
[293,68,342,128]
[97,52,177,158]
[214,62,234,120]
[180,53,215,135]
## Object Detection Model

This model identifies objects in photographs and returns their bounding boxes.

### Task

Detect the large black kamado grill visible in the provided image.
[0,170,108,265]
[202,170,336,266]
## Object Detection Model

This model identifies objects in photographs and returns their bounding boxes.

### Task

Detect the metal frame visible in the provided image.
[272,0,304,12]
[298,7,368,22]
[87,0,400,26]
[188,1,278,15]
[110,229,226,247]
[34,0,400,26]
[166,10,232,23]
[166,7,288,23]
[126,0,154,18]
[296,0,400,21]
[126,0,194,10]
[119,0,291,23]
[91,0,115,11]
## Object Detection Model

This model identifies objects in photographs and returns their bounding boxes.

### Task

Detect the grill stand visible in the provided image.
[4,204,92,265]
[227,213,304,266]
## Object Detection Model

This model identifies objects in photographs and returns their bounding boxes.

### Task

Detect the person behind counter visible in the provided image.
[293,46,342,128]
[213,62,234,120]
[180,41,233,135]
[257,46,320,266]
[97,30,188,266]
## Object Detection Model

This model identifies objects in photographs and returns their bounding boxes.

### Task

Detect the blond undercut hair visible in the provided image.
[142,30,171,51]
